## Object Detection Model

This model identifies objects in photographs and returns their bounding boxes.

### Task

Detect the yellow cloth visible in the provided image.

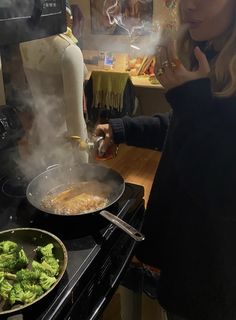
[91,71,130,112]
[64,27,78,44]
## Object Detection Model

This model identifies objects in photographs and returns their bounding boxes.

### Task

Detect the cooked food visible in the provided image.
[41,181,111,215]
[0,241,60,309]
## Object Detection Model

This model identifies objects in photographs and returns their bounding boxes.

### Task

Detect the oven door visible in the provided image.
[61,201,145,320]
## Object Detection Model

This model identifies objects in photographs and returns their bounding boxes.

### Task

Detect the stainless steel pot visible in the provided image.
[26,164,145,242]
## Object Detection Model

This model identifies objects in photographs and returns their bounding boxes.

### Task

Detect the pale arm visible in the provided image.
[62,44,88,162]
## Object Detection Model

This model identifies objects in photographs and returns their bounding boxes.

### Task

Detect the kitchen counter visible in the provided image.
[82,50,163,89]
[84,65,163,89]
[96,144,161,205]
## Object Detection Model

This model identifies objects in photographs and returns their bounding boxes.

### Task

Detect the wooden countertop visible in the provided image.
[95,144,161,205]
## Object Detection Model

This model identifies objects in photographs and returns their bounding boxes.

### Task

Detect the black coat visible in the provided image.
[109,78,236,320]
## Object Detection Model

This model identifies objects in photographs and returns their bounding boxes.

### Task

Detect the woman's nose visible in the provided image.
[181,0,199,10]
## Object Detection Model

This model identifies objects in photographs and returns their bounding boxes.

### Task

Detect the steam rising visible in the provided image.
[17,89,79,181]
[105,0,146,37]
[104,0,153,37]
[90,0,179,57]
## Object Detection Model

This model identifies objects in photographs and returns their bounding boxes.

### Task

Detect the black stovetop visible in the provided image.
[0,181,145,320]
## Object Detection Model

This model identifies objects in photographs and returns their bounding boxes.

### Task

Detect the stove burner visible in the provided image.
[2,176,28,198]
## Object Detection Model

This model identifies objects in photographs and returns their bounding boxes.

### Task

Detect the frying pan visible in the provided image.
[26,163,145,242]
[0,228,67,318]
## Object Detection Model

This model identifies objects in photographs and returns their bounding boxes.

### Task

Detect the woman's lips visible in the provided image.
[186,20,202,29]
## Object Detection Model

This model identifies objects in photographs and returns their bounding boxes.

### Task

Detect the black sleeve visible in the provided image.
[165,78,212,115]
[109,112,171,151]
[166,78,236,216]
[135,79,236,271]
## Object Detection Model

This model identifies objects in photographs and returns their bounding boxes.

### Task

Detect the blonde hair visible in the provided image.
[177,2,236,97]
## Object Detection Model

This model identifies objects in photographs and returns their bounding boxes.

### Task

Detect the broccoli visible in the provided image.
[36,243,54,259]
[0,278,13,301]
[0,271,16,281]
[0,253,18,272]
[22,290,38,305]
[39,273,57,291]
[4,272,17,281]
[9,283,24,305]
[16,249,29,269]
[9,282,43,306]
[31,260,44,273]
[0,241,60,309]
[40,259,58,277]
[0,241,19,254]
[0,248,29,272]
[21,282,43,297]
[43,257,60,276]
[16,269,40,283]
[32,257,59,277]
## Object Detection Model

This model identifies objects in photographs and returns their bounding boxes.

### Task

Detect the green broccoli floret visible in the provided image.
[9,283,23,305]
[4,272,17,281]
[22,290,38,304]
[39,273,57,291]
[16,269,40,283]
[0,271,16,281]
[9,282,43,306]
[0,248,29,272]
[9,283,24,305]
[0,241,19,254]
[31,260,44,273]
[0,278,13,300]
[32,257,59,277]
[0,253,18,272]
[16,249,29,269]
[21,282,43,297]
[36,243,54,259]
[43,257,60,276]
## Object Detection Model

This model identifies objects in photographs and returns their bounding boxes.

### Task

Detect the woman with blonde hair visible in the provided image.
[96,0,236,319]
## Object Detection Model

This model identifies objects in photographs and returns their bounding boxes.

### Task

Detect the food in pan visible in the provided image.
[0,241,60,309]
[41,181,112,215]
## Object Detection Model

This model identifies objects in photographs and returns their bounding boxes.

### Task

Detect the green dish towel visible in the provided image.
[91,70,130,112]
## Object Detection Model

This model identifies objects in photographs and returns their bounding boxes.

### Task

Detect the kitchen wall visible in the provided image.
[71,0,175,52]
[71,0,173,115]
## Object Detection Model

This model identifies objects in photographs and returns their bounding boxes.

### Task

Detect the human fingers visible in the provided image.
[194,46,210,76]
[159,45,169,69]
[94,124,114,155]
[155,45,168,77]
[167,40,183,72]
[94,123,110,137]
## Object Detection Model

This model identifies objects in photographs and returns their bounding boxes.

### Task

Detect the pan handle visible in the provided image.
[99,210,145,242]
